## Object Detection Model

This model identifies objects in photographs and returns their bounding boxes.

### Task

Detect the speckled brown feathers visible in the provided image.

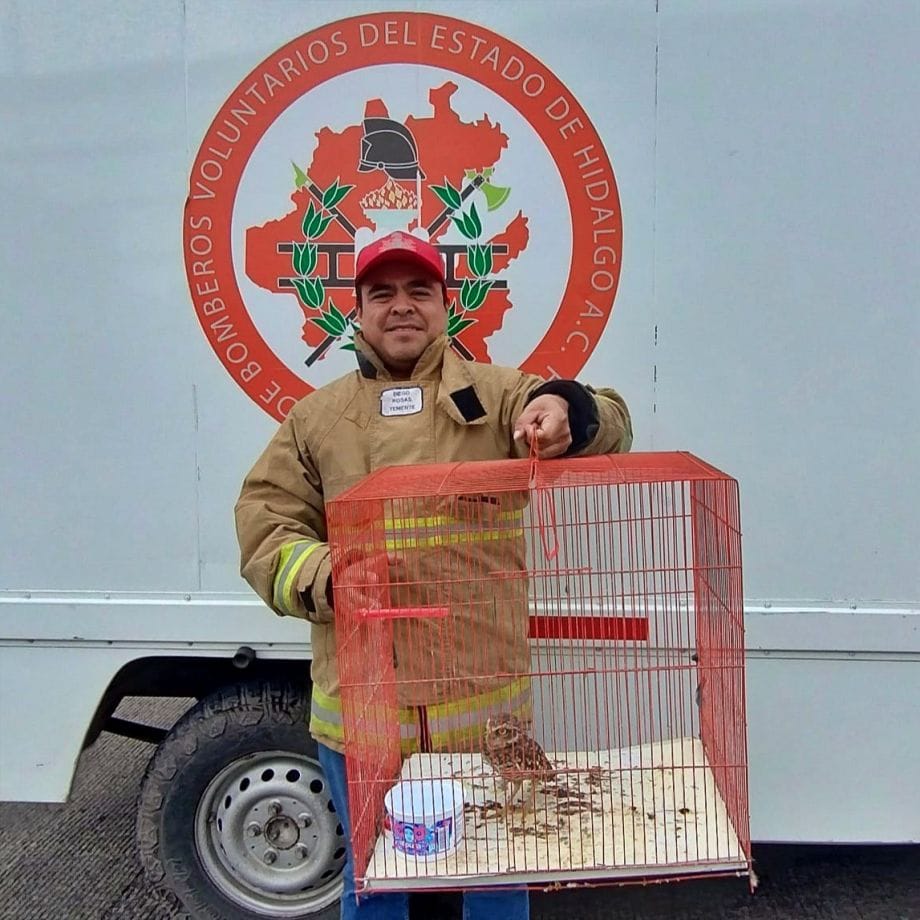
[482,713,557,801]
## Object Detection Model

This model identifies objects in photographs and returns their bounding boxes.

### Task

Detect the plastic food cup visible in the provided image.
[383,778,465,858]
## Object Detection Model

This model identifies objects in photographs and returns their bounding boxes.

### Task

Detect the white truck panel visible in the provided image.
[748,653,920,842]
[0,645,125,803]
[654,0,920,601]
[0,595,310,802]
[0,0,200,593]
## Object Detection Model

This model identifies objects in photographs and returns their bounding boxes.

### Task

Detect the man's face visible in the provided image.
[356,261,447,378]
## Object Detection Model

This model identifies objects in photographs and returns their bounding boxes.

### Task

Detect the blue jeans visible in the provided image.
[317,743,530,920]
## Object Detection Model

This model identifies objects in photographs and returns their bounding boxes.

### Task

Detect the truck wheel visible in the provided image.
[137,681,345,919]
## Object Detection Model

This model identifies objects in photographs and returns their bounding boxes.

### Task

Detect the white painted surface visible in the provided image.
[654,0,920,602]
[366,739,745,889]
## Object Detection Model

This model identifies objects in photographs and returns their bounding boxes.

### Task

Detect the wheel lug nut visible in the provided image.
[268,800,283,816]
[247,822,262,837]
[295,844,309,860]
[298,812,313,828]
[263,849,278,865]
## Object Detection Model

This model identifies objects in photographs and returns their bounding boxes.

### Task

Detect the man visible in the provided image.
[235,230,632,919]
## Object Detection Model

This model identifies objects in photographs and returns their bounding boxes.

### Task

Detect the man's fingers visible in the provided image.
[537,439,569,459]
[513,423,538,444]
[532,414,572,458]
[514,418,570,455]
[535,433,564,458]
[513,403,570,454]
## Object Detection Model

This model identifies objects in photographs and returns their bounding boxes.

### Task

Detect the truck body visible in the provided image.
[2,2,918,916]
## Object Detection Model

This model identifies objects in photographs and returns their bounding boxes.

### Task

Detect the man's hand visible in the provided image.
[325,552,406,613]
[513,394,571,458]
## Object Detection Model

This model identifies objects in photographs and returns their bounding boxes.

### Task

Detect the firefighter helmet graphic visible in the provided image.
[358,117,425,180]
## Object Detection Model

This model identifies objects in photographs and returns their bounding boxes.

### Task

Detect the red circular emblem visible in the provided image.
[185,12,622,420]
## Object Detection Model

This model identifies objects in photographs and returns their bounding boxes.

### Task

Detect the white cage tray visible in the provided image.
[361,736,747,891]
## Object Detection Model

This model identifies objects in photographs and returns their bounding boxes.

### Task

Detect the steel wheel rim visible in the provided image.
[194,750,345,917]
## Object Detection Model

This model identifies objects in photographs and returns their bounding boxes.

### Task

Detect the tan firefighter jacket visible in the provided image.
[235,333,632,753]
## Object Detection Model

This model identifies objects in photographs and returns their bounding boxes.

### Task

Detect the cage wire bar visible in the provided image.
[327,451,750,895]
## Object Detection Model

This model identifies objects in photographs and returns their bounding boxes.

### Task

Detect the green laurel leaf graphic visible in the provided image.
[461,278,492,311]
[468,243,493,279]
[304,277,325,309]
[291,277,314,309]
[341,315,360,352]
[292,162,308,189]
[293,242,317,277]
[468,201,482,238]
[310,301,349,338]
[310,315,343,337]
[329,301,348,330]
[467,244,482,278]
[453,212,476,240]
[448,315,476,337]
[459,278,475,310]
[328,182,354,209]
[445,179,462,209]
[301,201,317,238]
[431,186,452,208]
[480,243,493,276]
[292,243,306,276]
[474,279,493,309]
[308,209,327,239]
[321,179,340,210]
[313,213,335,238]
[432,178,462,211]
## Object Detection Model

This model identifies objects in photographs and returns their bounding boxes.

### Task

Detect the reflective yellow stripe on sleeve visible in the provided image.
[273,540,324,616]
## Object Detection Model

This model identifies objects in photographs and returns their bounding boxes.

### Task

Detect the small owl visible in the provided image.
[482,714,556,816]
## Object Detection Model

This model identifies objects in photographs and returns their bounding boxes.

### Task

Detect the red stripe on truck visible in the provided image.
[528,614,649,642]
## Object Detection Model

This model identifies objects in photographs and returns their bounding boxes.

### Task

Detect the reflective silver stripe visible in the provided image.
[427,686,533,736]
[309,696,344,730]
[311,692,419,740]
[272,540,322,615]
[311,681,530,744]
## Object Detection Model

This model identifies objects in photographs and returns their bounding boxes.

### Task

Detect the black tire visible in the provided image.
[137,681,345,919]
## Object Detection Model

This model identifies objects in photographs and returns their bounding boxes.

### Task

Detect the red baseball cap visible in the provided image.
[354,231,446,287]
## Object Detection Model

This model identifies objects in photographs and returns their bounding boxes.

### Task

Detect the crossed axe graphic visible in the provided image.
[292,173,488,367]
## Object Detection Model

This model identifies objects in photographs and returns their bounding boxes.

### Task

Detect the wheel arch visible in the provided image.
[82,654,313,748]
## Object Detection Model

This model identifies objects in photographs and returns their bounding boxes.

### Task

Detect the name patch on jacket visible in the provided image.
[380,387,423,417]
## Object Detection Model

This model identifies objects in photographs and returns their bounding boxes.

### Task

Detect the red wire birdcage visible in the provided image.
[327,451,750,896]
